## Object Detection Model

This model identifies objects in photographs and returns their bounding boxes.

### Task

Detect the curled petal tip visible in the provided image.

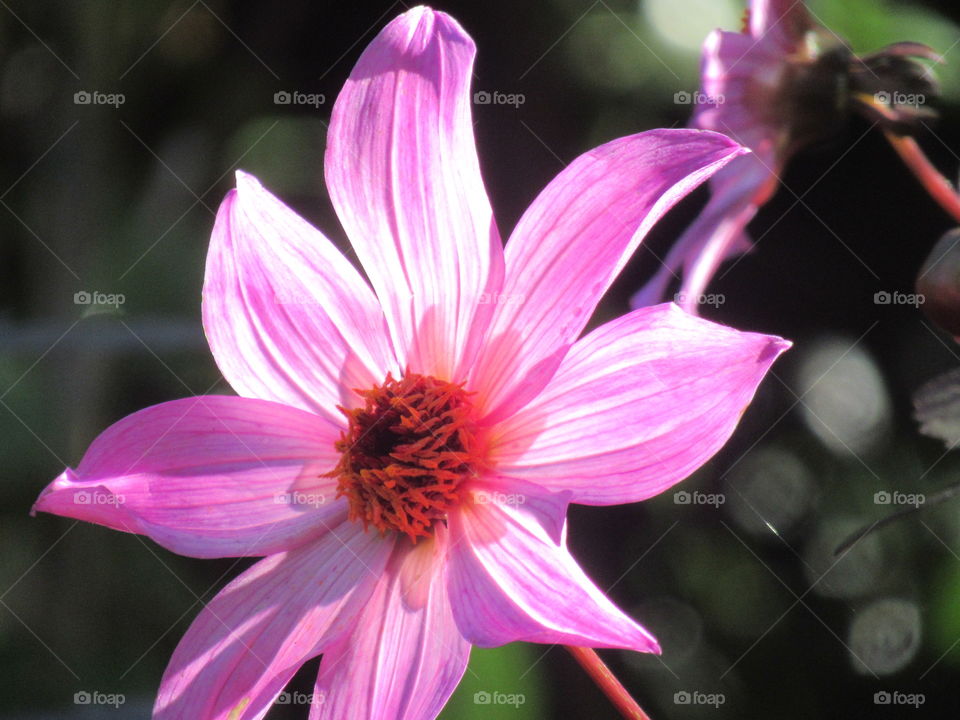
[382,4,469,49]
[768,335,793,356]
[403,4,432,20]
[233,169,261,192]
[30,468,75,516]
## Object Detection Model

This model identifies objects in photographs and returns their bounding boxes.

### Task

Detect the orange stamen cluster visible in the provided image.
[328,372,482,543]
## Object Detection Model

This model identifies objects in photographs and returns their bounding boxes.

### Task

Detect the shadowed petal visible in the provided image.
[469,129,746,417]
[326,6,504,379]
[32,396,347,558]
[203,171,399,423]
[631,154,776,311]
[635,23,790,312]
[311,531,470,720]
[492,303,789,505]
[695,29,782,155]
[154,520,393,720]
[447,486,659,652]
[674,158,778,311]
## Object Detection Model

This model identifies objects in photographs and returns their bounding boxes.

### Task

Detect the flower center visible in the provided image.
[328,372,482,542]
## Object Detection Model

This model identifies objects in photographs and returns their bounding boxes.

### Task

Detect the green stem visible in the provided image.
[565,645,652,720]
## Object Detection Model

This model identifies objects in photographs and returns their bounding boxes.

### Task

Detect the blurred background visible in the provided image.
[3,0,960,717]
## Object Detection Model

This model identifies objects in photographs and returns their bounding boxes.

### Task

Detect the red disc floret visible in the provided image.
[329,372,482,542]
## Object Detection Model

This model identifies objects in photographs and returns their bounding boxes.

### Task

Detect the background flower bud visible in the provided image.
[917,228,960,336]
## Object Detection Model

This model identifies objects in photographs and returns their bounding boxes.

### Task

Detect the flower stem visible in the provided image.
[564,645,652,720]
[884,131,960,225]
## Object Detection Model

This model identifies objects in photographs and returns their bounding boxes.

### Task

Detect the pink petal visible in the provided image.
[325,7,504,379]
[491,303,789,505]
[466,476,571,545]
[311,530,470,720]
[750,0,812,49]
[469,129,747,417]
[154,520,392,720]
[203,171,399,422]
[32,396,347,558]
[446,485,659,652]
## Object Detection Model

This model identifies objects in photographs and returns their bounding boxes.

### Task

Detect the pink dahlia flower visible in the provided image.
[33,6,788,719]
[632,0,939,313]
